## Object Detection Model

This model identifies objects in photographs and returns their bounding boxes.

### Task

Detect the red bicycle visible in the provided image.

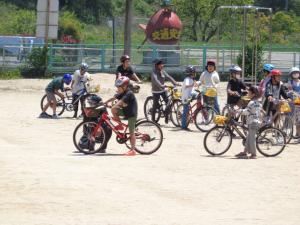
[73,105,163,154]
[176,90,217,132]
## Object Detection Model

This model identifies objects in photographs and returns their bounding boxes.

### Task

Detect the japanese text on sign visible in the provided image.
[151,28,181,41]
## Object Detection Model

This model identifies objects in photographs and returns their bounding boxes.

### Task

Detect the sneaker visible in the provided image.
[124,149,136,156]
[249,154,257,159]
[52,114,59,119]
[39,112,49,118]
[115,124,124,131]
[235,152,247,158]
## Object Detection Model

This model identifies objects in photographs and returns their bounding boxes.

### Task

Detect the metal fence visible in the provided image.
[1,43,300,75]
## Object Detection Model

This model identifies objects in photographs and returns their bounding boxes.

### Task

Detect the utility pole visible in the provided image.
[285,0,289,11]
[124,0,133,56]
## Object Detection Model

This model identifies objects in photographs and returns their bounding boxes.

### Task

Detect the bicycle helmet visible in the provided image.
[289,67,300,75]
[80,62,89,71]
[270,69,282,76]
[263,63,274,72]
[185,66,196,74]
[115,76,130,87]
[120,55,130,63]
[229,65,242,73]
[63,73,72,85]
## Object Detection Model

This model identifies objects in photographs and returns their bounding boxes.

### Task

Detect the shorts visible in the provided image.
[127,117,137,133]
[46,91,56,103]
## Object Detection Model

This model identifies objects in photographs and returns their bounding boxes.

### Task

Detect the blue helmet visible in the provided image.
[63,73,72,85]
[263,64,274,72]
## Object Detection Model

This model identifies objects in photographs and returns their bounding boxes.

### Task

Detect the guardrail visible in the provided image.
[1,43,300,75]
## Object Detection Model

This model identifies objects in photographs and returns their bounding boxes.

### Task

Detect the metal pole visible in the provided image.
[112,17,116,64]
[44,0,50,75]
[124,0,133,56]
[242,7,247,81]
[268,9,273,62]
[285,0,289,11]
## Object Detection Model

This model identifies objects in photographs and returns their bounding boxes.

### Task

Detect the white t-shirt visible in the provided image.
[181,77,194,103]
[72,70,91,94]
[199,70,220,91]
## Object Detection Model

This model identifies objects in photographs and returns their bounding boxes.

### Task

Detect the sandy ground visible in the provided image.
[0,73,300,225]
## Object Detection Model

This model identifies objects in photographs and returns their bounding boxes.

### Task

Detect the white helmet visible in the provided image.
[289,67,300,75]
[229,65,242,73]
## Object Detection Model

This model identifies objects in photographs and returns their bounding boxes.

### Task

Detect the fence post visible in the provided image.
[101,45,106,72]
[2,45,5,68]
[293,52,296,67]
[48,43,53,71]
[222,49,225,74]
[202,46,207,70]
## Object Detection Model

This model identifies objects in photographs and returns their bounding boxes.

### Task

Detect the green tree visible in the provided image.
[173,0,253,42]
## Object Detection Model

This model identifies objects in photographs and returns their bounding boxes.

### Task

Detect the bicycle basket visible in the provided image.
[204,88,217,97]
[213,115,228,125]
[294,97,300,105]
[88,84,100,93]
[173,89,182,99]
[279,102,292,113]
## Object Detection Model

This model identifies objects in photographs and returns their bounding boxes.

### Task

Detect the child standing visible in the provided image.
[235,86,262,159]
[287,67,300,139]
[181,66,196,130]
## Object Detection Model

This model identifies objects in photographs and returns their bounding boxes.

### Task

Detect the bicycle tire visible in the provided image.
[256,126,286,157]
[129,120,163,155]
[195,106,216,132]
[170,99,181,127]
[204,126,232,156]
[143,96,162,123]
[73,121,107,154]
[176,103,191,128]
[40,93,65,116]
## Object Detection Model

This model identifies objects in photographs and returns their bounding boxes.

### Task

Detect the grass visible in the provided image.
[0,69,22,80]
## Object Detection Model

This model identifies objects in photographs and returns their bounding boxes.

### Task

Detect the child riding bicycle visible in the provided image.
[198,60,220,114]
[287,67,300,139]
[227,65,248,108]
[235,86,262,159]
[258,63,275,97]
[104,76,138,156]
[181,66,197,130]
[71,62,91,118]
[263,69,290,120]
[151,58,180,124]
[39,74,72,119]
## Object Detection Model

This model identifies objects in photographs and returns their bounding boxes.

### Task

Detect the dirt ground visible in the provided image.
[0,73,300,225]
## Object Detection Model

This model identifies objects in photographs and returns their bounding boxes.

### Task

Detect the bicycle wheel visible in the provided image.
[143,96,161,123]
[221,105,229,116]
[170,99,181,127]
[40,93,65,116]
[276,114,293,143]
[195,106,216,132]
[204,126,232,156]
[256,126,286,157]
[176,103,191,128]
[73,121,106,154]
[129,120,163,155]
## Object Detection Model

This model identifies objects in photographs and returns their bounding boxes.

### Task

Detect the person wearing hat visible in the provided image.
[227,65,247,107]
[116,55,142,83]
[258,63,275,97]
[235,86,262,159]
[151,59,179,123]
[287,67,300,139]
[198,60,220,114]
[264,69,290,118]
